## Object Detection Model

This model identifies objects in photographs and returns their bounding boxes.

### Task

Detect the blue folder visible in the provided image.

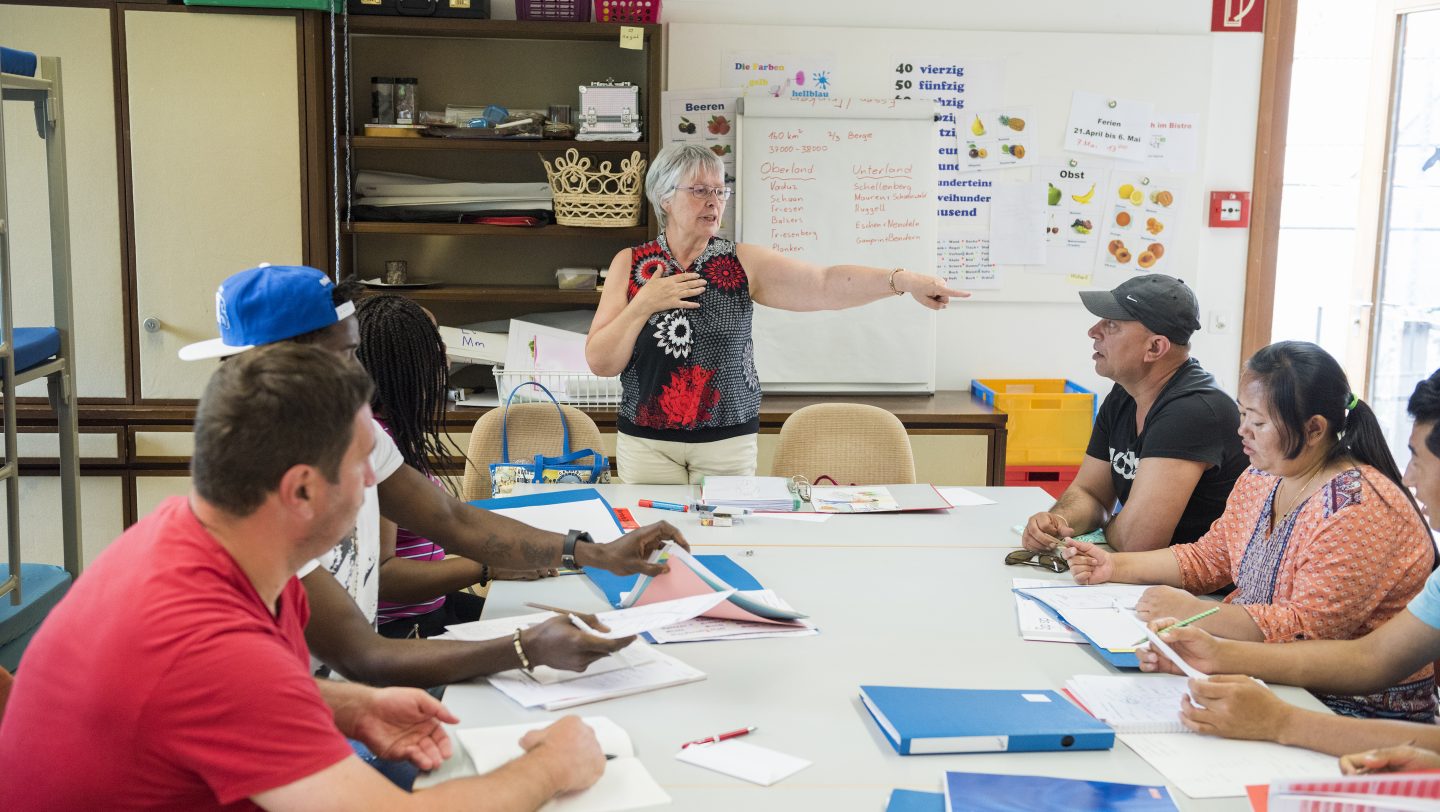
[1012,588,1140,669]
[887,789,945,812]
[942,772,1176,811]
[586,554,765,608]
[859,686,1115,755]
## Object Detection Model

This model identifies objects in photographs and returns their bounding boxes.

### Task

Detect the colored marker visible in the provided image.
[639,499,688,512]
[1131,606,1220,647]
[682,726,756,749]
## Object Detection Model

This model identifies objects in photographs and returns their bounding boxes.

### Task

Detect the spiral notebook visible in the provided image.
[1063,674,1191,734]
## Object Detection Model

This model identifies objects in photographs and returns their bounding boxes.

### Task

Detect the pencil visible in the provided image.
[525,601,584,617]
[1131,606,1220,647]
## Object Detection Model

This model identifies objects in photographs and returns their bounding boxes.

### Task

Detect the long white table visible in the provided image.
[502,483,1054,549]
[421,485,1333,810]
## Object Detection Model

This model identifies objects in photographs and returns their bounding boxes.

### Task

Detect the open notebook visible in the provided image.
[1065,674,1192,734]
[699,476,953,513]
[456,717,669,811]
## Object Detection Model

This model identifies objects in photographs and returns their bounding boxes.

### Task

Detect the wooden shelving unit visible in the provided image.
[330,18,663,317]
[350,136,647,153]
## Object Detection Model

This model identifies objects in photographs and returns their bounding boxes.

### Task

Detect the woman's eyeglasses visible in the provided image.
[676,185,733,201]
[1004,548,1069,573]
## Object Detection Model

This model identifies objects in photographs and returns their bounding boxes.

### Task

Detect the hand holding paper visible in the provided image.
[1133,615,1207,681]
[569,591,737,639]
[1135,617,1230,677]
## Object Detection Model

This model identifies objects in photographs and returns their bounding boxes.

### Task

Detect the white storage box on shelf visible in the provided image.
[492,367,622,408]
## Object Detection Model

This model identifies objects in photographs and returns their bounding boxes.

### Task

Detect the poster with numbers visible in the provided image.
[885,56,1001,230]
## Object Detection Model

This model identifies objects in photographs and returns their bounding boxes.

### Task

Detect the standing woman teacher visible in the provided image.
[586,143,968,484]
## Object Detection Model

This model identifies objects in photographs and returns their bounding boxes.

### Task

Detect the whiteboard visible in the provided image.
[737,96,938,393]
[668,24,1214,305]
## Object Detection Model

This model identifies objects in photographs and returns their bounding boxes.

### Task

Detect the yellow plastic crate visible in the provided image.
[971,378,1097,466]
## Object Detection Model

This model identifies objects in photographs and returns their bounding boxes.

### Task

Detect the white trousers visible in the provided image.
[615,432,759,485]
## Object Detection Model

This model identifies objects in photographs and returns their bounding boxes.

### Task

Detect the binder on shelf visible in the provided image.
[859,686,1115,755]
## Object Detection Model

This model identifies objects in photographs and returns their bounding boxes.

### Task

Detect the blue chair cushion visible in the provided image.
[0,563,71,650]
[7,327,61,376]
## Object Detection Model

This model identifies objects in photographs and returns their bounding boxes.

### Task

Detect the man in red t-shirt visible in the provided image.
[0,345,604,811]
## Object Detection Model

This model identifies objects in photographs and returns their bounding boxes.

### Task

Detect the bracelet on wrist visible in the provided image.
[888,268,905,296]
[478,563,491,586]
[512,628,533,671]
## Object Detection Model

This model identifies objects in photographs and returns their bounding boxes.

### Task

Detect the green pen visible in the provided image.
[1131,606,1220,647]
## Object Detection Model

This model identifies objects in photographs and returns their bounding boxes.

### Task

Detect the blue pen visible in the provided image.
[639,499,688,512]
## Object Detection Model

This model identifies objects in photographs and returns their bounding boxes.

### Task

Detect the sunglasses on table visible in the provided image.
[1004,548,1069,573]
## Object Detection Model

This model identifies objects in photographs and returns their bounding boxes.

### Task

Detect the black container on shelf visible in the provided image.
[346,0,490,17]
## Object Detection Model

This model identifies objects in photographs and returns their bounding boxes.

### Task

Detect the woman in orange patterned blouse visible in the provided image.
[1065,341,1435,720]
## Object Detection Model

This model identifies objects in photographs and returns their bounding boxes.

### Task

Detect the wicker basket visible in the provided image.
[542,148,647,228]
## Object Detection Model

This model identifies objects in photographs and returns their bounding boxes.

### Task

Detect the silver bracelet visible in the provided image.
[888,268,905,296]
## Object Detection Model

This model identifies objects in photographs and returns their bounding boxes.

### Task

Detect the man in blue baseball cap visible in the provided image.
[180,265,688,698]
[1020,273,1246,554]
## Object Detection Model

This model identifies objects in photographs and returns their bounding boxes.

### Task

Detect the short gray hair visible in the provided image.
[645,144,724,230]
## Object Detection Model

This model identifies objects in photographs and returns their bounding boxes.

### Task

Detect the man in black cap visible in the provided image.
[1021,274,1246,553]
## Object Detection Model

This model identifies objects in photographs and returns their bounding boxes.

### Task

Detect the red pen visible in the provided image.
[681,726,756,748]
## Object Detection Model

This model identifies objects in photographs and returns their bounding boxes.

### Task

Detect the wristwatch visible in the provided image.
[562,529,593,570]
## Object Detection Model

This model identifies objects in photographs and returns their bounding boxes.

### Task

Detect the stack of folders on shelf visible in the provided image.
[457,717,669,811]
[440,612,705,711]
[886,775,1178,812]
[858,686,1115,755]
[1062,674,1340,799]
[1250,772,1440,811]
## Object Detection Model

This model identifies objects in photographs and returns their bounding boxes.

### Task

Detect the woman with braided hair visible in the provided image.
[355,294,491,638]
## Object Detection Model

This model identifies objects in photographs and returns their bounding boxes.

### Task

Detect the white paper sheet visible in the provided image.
[483,495,625,544]
[572,591,737,640]
[487,643,705,710]
[1065,674,1192,734]
[675,740,812,786]
[937,487,996,507]
[1013,585,1155,651]
[647,615,819,644]
[1012,578,1087,644]
[1121,733,1340,799]
[458,717,670,811]
[989,180,1048,266]
[1064,91,1154,162]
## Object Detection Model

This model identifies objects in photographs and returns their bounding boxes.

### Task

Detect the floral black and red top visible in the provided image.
[617,235,761,443]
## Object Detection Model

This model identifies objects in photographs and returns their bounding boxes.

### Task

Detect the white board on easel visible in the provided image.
[737,96,937,393]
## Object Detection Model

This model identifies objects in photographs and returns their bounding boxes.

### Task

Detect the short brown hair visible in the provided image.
[192,343,374,516]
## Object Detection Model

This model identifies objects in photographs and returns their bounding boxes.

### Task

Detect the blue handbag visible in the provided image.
[489,381,610,497]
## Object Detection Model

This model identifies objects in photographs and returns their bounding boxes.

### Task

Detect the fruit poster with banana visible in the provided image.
[1044,161,1110,277]
[961,108,1032,172]
[1099,174,1183,275]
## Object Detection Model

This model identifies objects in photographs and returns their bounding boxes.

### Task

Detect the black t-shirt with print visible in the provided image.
[1084,358,1247,545]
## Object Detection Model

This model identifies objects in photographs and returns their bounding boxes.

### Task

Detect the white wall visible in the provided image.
[505,2,1259,395]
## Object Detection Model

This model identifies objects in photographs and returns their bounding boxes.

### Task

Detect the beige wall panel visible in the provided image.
[134,475,192,520]
[127,11,302,399]
[134,430,195,459]
[18,431,119,460]
[0,5,126,397]
[910,434,988,486]
[0,476,123,568]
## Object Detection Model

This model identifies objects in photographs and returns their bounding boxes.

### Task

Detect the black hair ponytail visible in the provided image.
[1245,341,1422,522]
